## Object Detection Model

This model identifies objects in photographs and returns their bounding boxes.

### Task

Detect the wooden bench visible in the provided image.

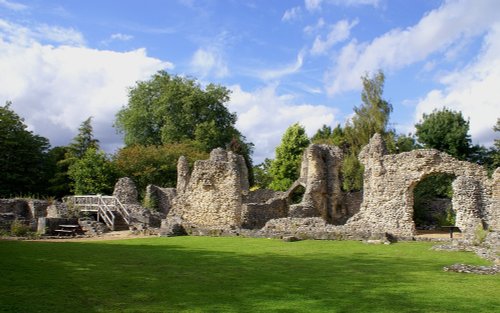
[54,224,84,236]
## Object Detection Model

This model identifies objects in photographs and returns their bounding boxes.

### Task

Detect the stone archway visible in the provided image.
[346,134,491,238]
[411,173,456,232]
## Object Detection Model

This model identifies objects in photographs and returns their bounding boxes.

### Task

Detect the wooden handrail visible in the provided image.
[65,195,131,231]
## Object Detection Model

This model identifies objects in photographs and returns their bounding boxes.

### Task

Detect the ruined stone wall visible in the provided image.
[346,134,494,237]
[169,148,247,229]
[113,177,140,205]
[241,198,288,229]
[485,168,500,230]
[287,144,343,223]
[145,185,176,215]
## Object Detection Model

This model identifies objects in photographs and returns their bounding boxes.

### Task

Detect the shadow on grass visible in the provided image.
[0,238,498,313]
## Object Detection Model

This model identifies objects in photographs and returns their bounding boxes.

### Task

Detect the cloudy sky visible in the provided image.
[1,0,499,163]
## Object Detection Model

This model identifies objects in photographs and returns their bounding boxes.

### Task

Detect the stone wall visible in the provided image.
[160,136,498,241]
[145,185,176,215]
[168,148,247,229]
[286,145,343,223]
[346,134,495,238]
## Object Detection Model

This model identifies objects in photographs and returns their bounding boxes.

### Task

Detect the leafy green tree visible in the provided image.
[253,158,273,189]
[113,142,209,196]
[311,125,333,144]
[268,123,310,191]
[345,70,393,150]
[115,70,254,182]
[341,71,393,191]
[68,148,117,195]
[415,108,471,160]
[115,71,243,152]
[66,117,100,160]
[45,146,72,199]
[0,102,50,197]
[493,118,500,169]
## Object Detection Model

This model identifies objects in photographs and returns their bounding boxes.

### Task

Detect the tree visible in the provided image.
[345,70,393,150]
[66,117,100,160]
[0,102,50,197]
[415,108,471,160]
[268,123,310,191]
[253,158,273,189]
[493,118,500,169]
[341,71,393,191]
[113,142,209,197]
[45,146,72,199]
[115,71,254,183]
[115,71,244,152]
[68,148,117,195]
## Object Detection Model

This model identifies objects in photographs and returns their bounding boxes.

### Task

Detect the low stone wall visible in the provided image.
[145,185,176,215]
[241,197,288,229]
[37,217,79,235]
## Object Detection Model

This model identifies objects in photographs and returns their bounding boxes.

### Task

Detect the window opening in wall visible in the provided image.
[289,185,306,205]
[413,173,456,236]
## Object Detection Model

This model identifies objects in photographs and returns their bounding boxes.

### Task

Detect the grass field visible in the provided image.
[0,237,498,313]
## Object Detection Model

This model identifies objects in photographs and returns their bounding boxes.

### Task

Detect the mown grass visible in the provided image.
[0,237,498,313]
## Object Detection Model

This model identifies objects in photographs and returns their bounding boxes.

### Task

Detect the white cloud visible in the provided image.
[227,84,338,163]
[260,50,305,80]
[0,20,173,152]
[0,0,28,11]
[36,24,85,46]
[325,0,500,96]
[282,6,302,22]
[110,33,134,41]
[305,0,322,12]
[304,18,325,34]
[310,19,358,55]
[415,22,500,147]
[190,47,229,78]
[0,19,85,46]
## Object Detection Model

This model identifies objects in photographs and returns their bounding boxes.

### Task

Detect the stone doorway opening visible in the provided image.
[289,185,306,205]
[412,173,458,237]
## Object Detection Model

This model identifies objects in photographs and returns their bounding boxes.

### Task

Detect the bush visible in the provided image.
[10,220,30,237]
[473,224,489,245]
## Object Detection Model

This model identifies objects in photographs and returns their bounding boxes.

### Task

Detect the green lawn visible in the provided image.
[0,237,498,313]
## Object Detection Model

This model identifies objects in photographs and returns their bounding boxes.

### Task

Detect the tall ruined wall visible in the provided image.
[169,148,247,229]
[288,144,343,224]
[347,134,494,237]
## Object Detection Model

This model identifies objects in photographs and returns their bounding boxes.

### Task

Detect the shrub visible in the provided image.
[10,220,30,237]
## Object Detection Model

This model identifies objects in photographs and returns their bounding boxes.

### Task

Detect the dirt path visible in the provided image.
[23,230,158,242]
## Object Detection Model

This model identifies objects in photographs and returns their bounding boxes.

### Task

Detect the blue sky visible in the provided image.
[1,0,499,163]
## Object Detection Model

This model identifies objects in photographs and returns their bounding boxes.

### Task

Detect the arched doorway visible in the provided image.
[412,173,457,237]
[289,184,306,205]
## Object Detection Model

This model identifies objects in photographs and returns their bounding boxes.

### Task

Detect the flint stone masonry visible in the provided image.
[169,148,247,229]
[287,145,343,223]
[113,177,140,205]
[346,133,497,238]
[145,185,176,215]
[161,134,498,244]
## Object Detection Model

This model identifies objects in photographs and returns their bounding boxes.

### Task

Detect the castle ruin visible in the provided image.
[157,134,499,240]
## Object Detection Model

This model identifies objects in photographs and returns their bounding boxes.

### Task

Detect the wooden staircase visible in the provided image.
[66,195,132,231]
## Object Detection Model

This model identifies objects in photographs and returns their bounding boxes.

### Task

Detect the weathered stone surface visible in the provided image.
[176,156,190,195]
[113,177,139,205]
[241,197,288,229]
[346,134,495,238]
[160,216,186,236]
[287,145,343,223]
[160,134,498,246]
[168,149,247,229]
[443,264,499,275]
[145,185,176,215]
